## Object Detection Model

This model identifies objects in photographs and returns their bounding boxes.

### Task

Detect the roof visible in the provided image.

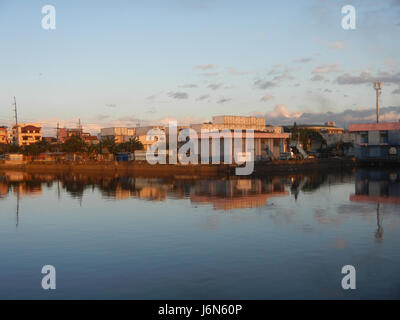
[84,136,98,140]
[349,122,400,132]
[21,125,41,130]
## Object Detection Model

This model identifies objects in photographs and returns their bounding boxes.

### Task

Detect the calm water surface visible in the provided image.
[0,169,399,299]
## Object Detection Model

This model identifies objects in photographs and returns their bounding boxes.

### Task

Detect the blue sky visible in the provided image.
[0,0,399,133]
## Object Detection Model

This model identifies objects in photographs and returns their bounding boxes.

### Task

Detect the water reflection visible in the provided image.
[1,168,400,299]
[350,169,400,242]
[0,170,355,209]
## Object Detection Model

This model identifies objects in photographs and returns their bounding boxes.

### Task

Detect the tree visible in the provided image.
[292,122,298,142]
[62,135,87,153]
[101,136,116,154]
[115,137,144,153]
[22,140,51,156]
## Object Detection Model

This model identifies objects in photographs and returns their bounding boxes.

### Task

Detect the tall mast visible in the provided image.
[13,96,18,126]
[374,81,382,123]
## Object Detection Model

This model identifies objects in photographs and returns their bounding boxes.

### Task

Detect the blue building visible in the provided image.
[349,122,400,162]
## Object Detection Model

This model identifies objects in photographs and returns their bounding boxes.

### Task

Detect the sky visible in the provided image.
[0,0,399,135]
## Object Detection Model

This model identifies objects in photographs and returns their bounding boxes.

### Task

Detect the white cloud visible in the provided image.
[312,64,340,74]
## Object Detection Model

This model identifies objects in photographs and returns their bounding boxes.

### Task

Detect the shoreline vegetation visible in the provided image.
[0,158,356,177]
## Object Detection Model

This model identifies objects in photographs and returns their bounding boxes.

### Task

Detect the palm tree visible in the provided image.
[101,136,116,154]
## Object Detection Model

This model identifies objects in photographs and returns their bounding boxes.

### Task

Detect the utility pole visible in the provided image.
[374,81,382,123]
[12,96,18,145]
[13,96,18,126]
[78,118,82,136]
[56,122,60,142]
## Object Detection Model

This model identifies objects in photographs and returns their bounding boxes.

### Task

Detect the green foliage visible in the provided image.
[22,140,51,156]
[62,135,87,153]
[101,136,116,154]
[1,135,144,157]
[114,138,144,153]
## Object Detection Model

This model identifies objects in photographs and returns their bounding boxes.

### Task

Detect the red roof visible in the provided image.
[84,136,98,140]
[22,125,41,131]
[349,122,400,132]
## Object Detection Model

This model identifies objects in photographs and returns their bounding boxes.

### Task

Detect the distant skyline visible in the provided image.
[0,0,399,134]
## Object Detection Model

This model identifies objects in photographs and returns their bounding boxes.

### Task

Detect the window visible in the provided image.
[380,131,388,144]
[360,132,368,144]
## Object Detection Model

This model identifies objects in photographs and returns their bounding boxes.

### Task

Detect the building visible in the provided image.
[0,126,7,144]
[349,122,400,162]
[131,116,290,161]
[100,127,136,144]
[191,115,290,161]
[12,123,42,146]
[285,123,344,135]
[83,135,99,145]
[58,127,99,145]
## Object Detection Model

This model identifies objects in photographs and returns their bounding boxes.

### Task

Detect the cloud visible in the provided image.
[157,116,209,126]
[272,69,295,82]
[167,91,189,99]
[254,79,277,90]
[105,103,117,108]
[193,64,218,70]
[294,58,313,63]
[260,94,273,102]
[96,114,111,121]
[228,67,252,75]
[312,64,340,74]
[329,41,345,50]
[259,105,400,128]
[254,66,295,90]
[196,94,210,101]
[180,83,198,88]
[207,83,223,90]
[216,98,231,104]
[311,74,324,81]
[267,105,302,119]
[336,71,400,85]
[200,72,219,77]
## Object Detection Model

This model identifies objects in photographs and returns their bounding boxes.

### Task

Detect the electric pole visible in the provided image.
[374,81,382,123]
[13,96,18,145]
[13,96,18,126]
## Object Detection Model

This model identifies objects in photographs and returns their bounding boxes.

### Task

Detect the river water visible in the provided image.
[0,168,399,299]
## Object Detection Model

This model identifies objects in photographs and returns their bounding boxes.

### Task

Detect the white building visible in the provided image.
[100,127,136,143]
[12,123,42,146]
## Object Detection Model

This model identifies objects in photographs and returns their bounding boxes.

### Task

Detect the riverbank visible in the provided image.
[0,158,356,177]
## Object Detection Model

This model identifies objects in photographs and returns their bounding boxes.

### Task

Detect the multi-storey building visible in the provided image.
[12,123,42,146]
[100,127,136,144]
[58,127,99,145]
[0,126,7,144]
[190,115,290,160]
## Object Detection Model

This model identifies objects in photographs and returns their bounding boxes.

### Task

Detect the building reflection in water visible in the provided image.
[190,178,288,210]
[350,169,400,242]
[0,170,353,212]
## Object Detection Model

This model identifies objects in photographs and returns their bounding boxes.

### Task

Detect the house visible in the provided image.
[190,115,290,161]
[12,123,42,146]
[0,126,7,144]
[132,116,290,161]
[349,122,400,162]
[100,127,136,144]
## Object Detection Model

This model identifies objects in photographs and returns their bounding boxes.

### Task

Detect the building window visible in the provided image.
[360,132,368,144]
[380,131,388,144]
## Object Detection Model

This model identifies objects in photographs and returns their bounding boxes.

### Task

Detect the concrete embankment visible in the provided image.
[0,158,356,177]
